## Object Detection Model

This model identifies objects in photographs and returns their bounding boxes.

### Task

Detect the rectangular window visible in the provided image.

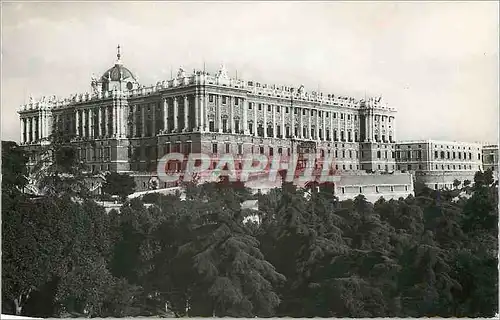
[268,105,271,112]
[209,121,215,132]
[234,98,239,105]
[222,119,228,133]
[238,144,243,155]
[222,96,227,104]
[249,103,253,110]
[209,95,214,102]
[249,122,253,134]
[234,120,240,133]
[225,144,230,153]
[212,143,218,154]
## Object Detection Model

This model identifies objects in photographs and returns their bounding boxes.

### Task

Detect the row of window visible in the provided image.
[78,147,111,161]
[398,164,478,171]
[340,184,408,195]
[398,144,477,151]
[248,102,360,121]
[433,150,479,161]
[207,120,374,142]
[395,150,481,161]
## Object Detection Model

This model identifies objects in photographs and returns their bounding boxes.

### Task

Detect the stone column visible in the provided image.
[75,110,80,137]
[105,107,109,137]
[229,97,234,133]
[115,104,119,137]
[194,90,199,131]
[98,107,103,137]
[163,98,169,133]
[272,105,276,138]
[47,114,52,138]
[291,103,295,138]
[315,110,320,141]
[322,111,326,141]
[263,106,267,138]
[37,115,41,142]
[121,103,126,137]
[40,111,45,140]
[337,112,341,141]
[20,118,25,144]
[330,111,334,141]
[82,109,86,138]
[183,96,189,132]
[299,108,303,139]
[26,117,30,143]
[173,98,179,132]
[308,109,312,139]
[90,109,94,139]
[201,93,206,132]
[253,103,257,137]
[141,105,146,137]
[131,105,136,137]
[152,103,156,135]
[111,105,115,137]
[243,99,249,134]
[281,106,285,138]
[117,103,122,138]
[217,95,222,133]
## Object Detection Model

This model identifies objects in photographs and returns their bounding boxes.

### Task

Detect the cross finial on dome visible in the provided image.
[117,44,121,60]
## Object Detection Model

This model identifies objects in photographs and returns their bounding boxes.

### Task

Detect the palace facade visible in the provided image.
[482,145,499,173]
[395,140,484,189]
[19,47,398,179]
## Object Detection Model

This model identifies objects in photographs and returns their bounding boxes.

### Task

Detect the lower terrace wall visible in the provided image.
[334,172,414,202]
[415,170,477,190]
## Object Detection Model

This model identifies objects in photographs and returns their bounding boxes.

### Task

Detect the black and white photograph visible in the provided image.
[1,1,499,318]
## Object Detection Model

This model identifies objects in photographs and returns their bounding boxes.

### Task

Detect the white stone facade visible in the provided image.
[395,140,484,189]
[18,48,398,176]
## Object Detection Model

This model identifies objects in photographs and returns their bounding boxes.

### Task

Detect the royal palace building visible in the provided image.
[395,140,484,189]
[19,47,415,197]
[482,145,499,173]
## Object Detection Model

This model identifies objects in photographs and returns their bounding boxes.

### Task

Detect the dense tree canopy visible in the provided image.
[2,141,498,317]
[102,172,136,201]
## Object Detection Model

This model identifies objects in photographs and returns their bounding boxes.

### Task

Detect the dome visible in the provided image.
[101,64,136,82]
[101,45,136,82]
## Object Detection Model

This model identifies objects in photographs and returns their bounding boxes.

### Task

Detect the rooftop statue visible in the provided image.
[217,64,229,79]
[177,67,186,78]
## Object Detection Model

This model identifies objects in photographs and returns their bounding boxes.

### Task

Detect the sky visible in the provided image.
[2,1,499,144]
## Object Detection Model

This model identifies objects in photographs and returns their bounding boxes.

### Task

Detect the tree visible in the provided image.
[102,172,136,201]
[149,182,285,317]
[453,179,461,189]
[463,179,471,187]
[29,132,90,198]
[2,141,28,197]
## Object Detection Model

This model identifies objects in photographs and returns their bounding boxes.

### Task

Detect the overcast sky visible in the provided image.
[2,1,498,144]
